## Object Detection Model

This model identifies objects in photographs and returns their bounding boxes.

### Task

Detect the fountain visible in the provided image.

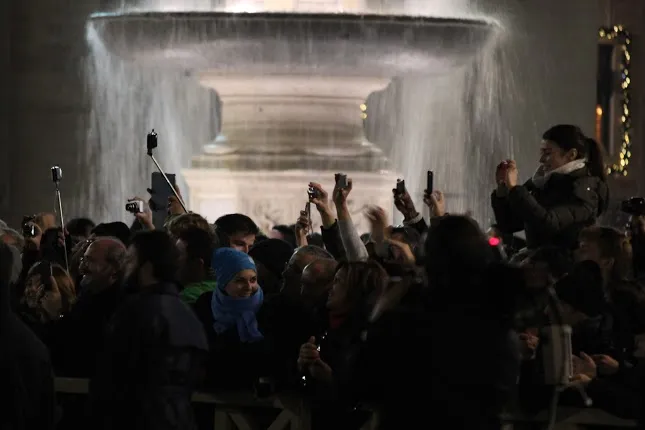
[86,2,498,232]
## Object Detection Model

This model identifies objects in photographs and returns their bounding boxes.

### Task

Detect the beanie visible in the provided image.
[212,248,257,289]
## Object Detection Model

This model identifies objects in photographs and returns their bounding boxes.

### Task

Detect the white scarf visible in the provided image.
[531,159,587,189]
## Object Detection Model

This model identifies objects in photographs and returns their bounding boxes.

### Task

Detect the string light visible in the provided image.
[360,103,367,120]
[599,26,632,176]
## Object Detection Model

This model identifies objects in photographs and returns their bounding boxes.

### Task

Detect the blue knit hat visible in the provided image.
[212,248,257,289]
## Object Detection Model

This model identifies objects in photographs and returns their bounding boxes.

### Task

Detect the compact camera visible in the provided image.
[125,200,145,214]
[22,215,37,238]
[308,186,320,200]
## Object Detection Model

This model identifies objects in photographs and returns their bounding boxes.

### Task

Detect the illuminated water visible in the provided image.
[83,0,513,226]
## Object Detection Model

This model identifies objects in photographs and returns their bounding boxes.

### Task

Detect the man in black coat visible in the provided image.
[90,231,208,430]
[0,242,56,430]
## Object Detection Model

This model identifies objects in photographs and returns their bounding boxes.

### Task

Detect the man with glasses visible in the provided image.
[50,237,127,378]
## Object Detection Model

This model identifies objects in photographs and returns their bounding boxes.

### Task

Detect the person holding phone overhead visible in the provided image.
[491,124,609,251]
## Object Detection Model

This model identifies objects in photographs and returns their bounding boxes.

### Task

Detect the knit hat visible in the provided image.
[212,248,257,289]
[248,239,293,280]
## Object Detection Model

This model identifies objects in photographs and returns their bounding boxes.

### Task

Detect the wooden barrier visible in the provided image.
[55,378,311,430]
[55,378,636,430]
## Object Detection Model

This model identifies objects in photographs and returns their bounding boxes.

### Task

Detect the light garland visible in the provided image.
[599,26,632,176]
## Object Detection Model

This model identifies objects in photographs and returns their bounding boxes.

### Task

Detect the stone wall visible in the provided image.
[1,0,102,226]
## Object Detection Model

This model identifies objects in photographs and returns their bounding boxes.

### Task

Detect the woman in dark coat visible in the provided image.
[492,124,609,250]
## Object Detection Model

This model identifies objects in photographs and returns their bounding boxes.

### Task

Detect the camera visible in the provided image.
[22,215,37,238]
[621,197,645,216]
[308,186,319,200]
[336,173,348,189]
[395,179,406,195]
[147,129,158,154]
[125,200,145,214]
[51,166,62,183]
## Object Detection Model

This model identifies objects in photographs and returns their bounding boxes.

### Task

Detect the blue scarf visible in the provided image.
[211,286,264,343]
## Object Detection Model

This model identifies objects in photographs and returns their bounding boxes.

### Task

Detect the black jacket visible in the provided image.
[491,167,609,250]
[90,282,208,430]
[0,243,56,430]
[194,291,274,392]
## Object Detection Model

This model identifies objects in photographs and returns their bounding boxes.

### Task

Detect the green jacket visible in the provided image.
[180,280,217,305]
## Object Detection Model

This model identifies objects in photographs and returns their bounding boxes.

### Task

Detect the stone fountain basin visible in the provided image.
[89,12,497,76]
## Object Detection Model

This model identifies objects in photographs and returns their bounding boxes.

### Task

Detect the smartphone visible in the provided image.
[396,179,405,195]
[427,170,434,194]
[336,174,348,189]
[150,172,177,230]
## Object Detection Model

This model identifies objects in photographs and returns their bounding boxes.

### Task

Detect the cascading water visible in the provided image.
[84,25,214,223]
[83,0,511,229]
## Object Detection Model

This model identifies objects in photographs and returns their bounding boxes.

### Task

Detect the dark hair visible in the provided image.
[542,124,606,181]
[272,224,297,249]
[425,215,493,287]
[214,214,259,237]
[66,218,95,237]
[334,260,388,320]
[177,226,214,270]
[580,226,632,281]
[525,246,573,279]
[166,213,212,241]
[130,231,179,283]
[92,222,131,247]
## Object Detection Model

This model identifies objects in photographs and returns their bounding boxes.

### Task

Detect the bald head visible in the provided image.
[282,246,333,298]
[301,258,338,308]
[289,245,333,274]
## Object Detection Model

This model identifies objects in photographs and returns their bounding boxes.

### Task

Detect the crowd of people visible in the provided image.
[2,123,645,429]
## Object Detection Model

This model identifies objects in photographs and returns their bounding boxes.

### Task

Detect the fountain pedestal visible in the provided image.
[182,73,396,231]
[182,169,397,233]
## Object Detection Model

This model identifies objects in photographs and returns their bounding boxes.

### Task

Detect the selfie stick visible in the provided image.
[51,166,69,271]
[146,129,188,213]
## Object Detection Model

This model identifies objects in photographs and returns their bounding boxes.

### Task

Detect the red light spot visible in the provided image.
[489,237,501,247]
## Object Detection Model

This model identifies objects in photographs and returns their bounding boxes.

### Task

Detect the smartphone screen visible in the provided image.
[150,172,177,230]
[427,171,434,194]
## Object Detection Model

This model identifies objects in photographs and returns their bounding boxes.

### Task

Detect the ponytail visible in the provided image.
[584,137,607,181]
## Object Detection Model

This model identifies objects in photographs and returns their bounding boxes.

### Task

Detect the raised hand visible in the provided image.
[424,190,445,218]
[128,197,154,230]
